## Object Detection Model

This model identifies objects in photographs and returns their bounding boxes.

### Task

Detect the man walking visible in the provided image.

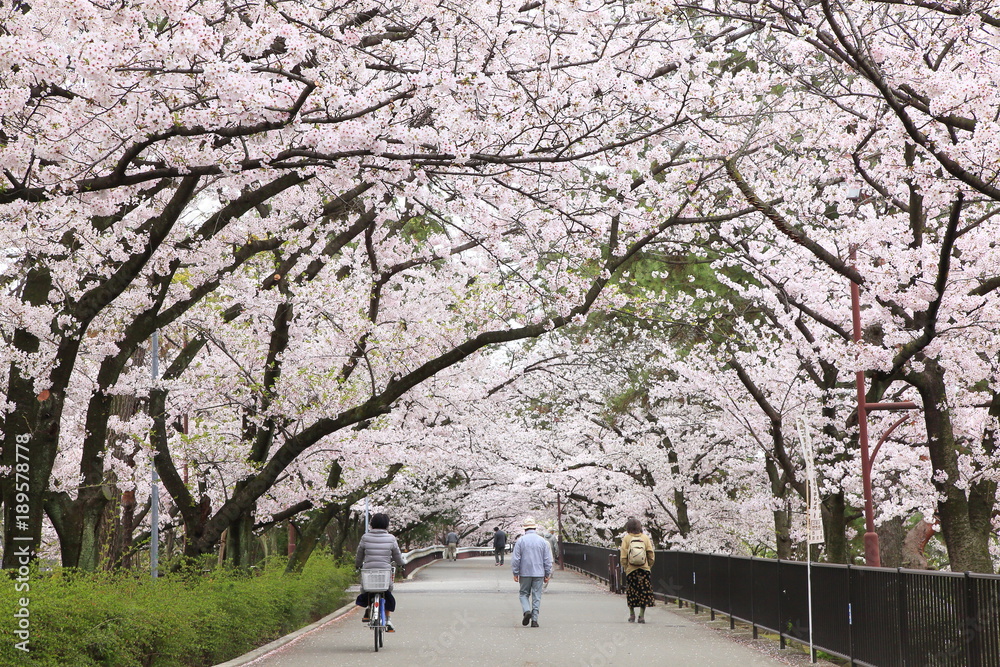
[511,517,552,628]
[445,528,459,561]
[493,526,507,566]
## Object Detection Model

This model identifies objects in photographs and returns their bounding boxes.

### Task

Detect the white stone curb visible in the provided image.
[211,599,358,667]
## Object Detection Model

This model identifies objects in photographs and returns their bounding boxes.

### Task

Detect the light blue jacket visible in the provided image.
[511,530,553,578]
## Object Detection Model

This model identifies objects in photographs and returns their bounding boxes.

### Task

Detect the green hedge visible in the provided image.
[1,555,353,667]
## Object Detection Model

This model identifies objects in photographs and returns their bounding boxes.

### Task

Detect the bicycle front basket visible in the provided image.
[360,568,393,592]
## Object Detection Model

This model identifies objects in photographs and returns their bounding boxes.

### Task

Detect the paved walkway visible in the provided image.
[240,557,798,666]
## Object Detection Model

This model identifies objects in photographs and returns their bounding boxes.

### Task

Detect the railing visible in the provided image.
[562,542,614,586]
[400,546,441,577]
[401,545,494,577]
[561,543,1000,667]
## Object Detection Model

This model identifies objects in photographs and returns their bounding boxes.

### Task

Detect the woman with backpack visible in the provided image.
[619,517,655,623]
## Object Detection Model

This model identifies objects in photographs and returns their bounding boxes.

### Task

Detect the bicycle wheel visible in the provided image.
[372,594,381,652]
[377,593,385,648]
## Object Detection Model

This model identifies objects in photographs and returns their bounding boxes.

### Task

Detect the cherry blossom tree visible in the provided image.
[6,0,998,576]
[673,0,1000,571]
[387,0,1000,570]
[0,0,727,569]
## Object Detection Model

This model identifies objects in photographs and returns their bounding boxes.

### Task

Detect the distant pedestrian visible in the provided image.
[619,517,655,624]
[549,528,560,576]
[511,516,552,628]
[445,528,459,561]
[493,526,507,566]
[538,527,557,589]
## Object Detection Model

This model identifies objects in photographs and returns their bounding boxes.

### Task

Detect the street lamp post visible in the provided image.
[849,245,919,568]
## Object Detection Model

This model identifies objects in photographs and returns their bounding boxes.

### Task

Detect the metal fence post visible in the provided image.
[608,553,620,593]
[778,558,785,650]
[693,562,699,615]
[729,554,735,630]
[710,554,716,621]
[751,557,758,640]
[674,555,686,609]
[966,571,982,667]
[897,567,908,667]
[847,563,855,667]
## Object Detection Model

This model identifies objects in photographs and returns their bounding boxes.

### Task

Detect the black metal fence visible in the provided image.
[562,542,613,580]
[561,543,1000,667]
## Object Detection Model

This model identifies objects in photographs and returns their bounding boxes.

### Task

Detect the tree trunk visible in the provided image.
[164,527,175,562]
[773,507,792,559]
[77,489,111,571]
[968,391,1000,571]
[909,360,994,572]
[49,347,144,570]
[764,457,793,559]
[2,267,67,569]
[821,491,849,564]
[334,512,365,561]
[99,395,144,570]
[226,505,255,569]
[63,388,117,570]
[218,529,228,566]
[44,493,78,568]
[120,490,137,569]
[901,518,936,570]
[286,504,341,573]
[666,448,692,541]
[2,271,45,567]
[3,179,198,570]
[876,516,906,568]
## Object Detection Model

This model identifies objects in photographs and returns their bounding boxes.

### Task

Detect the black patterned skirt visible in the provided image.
[626,568,654,608]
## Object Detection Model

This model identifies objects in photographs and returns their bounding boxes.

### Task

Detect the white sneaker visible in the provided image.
[385,620,395,633]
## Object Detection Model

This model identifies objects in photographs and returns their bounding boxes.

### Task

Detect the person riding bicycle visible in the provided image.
[355,513,406,632]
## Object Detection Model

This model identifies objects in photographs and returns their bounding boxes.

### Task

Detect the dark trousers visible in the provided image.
[495,548,505,564]
[356,590,396,612]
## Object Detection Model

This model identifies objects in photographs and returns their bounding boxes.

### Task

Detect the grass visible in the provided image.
[1,553,353,666]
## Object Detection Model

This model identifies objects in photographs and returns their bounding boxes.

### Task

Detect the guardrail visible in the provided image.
[400,545,494,577]
[561,543,1000,667]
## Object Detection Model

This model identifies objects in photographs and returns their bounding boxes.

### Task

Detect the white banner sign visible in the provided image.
[808,503,824,545]
[798,421,825,545]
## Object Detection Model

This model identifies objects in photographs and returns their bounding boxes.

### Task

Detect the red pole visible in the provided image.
[870,414,914,465]
[851,245,881,567]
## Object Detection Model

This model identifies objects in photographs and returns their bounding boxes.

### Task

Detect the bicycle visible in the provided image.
[360,567,394,652]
